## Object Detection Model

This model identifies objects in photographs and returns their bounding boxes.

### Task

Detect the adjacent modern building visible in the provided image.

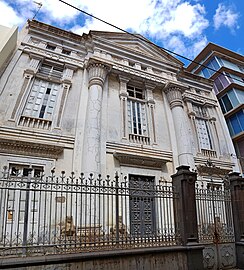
[186,43,244,172]
[0,24,18,75]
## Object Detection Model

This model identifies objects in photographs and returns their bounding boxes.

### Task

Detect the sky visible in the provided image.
[0,0,243,66]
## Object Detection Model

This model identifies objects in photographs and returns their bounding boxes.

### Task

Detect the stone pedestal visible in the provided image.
[172,165,204,270]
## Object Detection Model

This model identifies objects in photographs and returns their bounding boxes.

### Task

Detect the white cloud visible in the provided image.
[192,36,208,57]
[1,0,211,60]
[213,3,239,31]
[160,2,209,38]
[0,1,24,27]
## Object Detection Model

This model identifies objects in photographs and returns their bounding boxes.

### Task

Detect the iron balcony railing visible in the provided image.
[0,169,180,258]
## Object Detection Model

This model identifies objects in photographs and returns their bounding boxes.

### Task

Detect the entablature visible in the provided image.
[0,138,64,159]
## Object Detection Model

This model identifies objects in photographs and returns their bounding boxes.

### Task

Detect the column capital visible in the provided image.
[87,61,110,88]
[164,82,187,109]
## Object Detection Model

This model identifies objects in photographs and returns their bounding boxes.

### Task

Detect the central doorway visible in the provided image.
[129,175,156,237]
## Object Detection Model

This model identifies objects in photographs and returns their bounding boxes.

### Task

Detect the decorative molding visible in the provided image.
[183,91,217,107]
[164,86,184,109]
[21,44,84,68]
[0,138,64,159]
[112,63,167,84]
[87,61,110,88]
[106,141,172,169]
[113,152,166,169]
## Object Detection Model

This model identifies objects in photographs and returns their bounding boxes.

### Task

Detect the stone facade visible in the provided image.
[0,19,239,180]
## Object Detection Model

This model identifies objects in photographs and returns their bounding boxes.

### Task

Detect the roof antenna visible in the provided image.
[33,1,42,20]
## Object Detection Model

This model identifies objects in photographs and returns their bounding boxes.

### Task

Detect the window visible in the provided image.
[213,73,230,94]
[10,164,44,177]
[127,85,148,138]
[38,61,64,79]
[22,79,59,120]
[199,57,221,79]
[193,105,213,150]
[219,89,240,113]
[214,72,244,94]
[6,164,43,223]
[62,49,71,55]
[46,44,56,51]
[227,110,244,136]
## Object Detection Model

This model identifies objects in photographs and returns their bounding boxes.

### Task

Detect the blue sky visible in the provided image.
[0,0,243,66]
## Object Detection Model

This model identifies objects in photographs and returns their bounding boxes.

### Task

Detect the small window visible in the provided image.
[62,49,71,55]
[127,85,144,99]
[46,44,56,51]
[9,164,44,177]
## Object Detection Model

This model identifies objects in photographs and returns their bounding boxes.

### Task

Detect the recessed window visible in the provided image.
[127,85,144,99]
[22,79,59,120]
[46,44,56,51]
[62,49,71,55]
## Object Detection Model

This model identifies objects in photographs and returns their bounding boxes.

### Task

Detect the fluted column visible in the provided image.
[164,83,194,168]
[82,62,109,175]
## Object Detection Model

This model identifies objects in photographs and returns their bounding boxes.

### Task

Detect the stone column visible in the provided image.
[229,172,244,268]
[82,62,109,175]
[164,83,194,168]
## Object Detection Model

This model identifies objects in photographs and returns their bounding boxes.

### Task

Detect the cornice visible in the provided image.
[183,91,218,107]
[106,141,172,169]
[28,20,84,44]
[0,138,63,159]
[0,126,75,147]
[112,63,167,84]
[20,43,84,68]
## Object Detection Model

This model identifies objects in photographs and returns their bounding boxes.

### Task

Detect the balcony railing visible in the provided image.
[18,116,52,130]
[201,149,217,158]
[129,134,150,145]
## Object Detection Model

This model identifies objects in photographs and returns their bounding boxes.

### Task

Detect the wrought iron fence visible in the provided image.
[195,182,235,244]
[0,169,180,257]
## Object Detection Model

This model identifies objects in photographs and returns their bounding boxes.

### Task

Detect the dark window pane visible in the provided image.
[46,88,51,95]
[222,95,233,112]
[39,105,46,118]
[230,114,242,135]
[219,99,226,114]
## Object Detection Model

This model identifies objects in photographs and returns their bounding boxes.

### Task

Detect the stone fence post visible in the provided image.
[229,172,244,268]
[172,165,204,270]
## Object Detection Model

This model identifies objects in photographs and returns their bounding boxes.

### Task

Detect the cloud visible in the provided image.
[0,1,25,27]
[213,3,239,31]
[1,0,211,61]
[160,2,209,38]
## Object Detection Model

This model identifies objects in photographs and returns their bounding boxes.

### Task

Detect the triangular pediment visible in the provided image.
[90,31,183,66]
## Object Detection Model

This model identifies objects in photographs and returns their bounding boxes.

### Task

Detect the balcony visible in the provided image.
[201,149,217,158]
[129,134,150,145]
[18,116,52,130]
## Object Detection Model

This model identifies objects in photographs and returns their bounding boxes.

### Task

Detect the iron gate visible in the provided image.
[129,175,156,237]
[196,180,235,269]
